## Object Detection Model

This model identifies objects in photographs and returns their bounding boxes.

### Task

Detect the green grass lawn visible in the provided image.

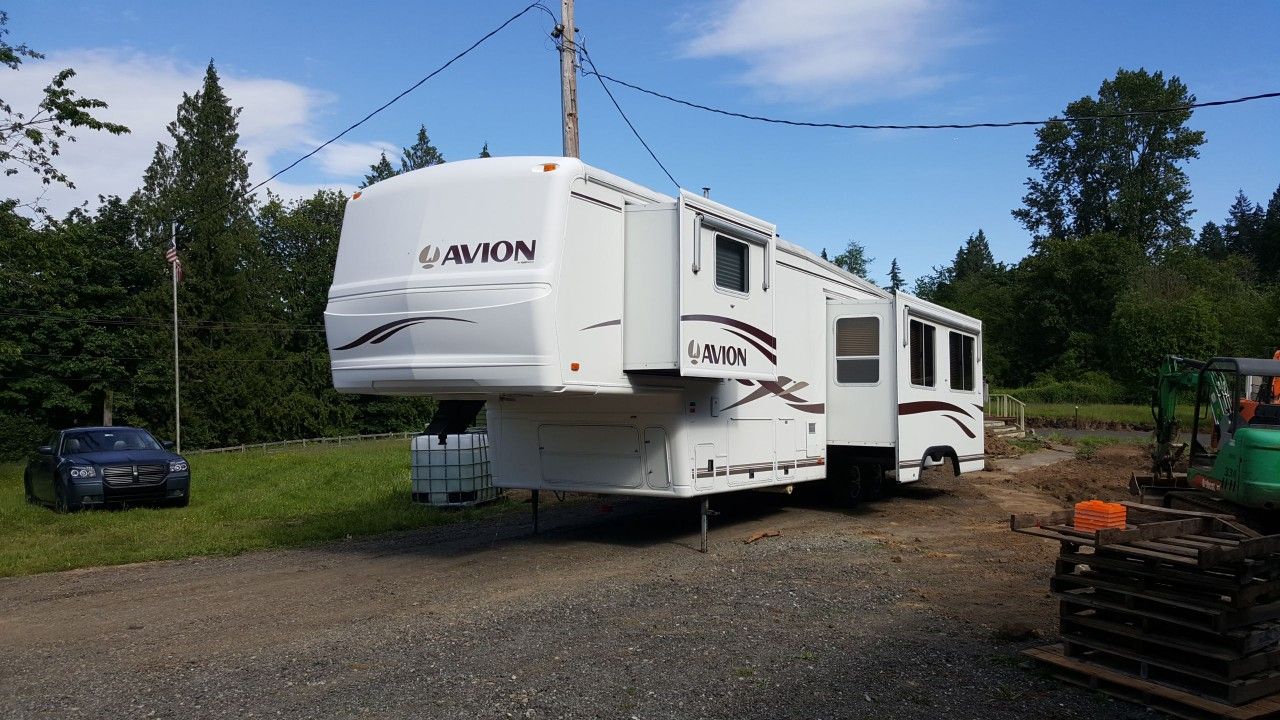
[1020,402,1193,427]
[0,438,515,578]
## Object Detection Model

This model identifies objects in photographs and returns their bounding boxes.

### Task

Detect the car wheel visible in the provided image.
[53,482,75,513]
[23,474,36,504]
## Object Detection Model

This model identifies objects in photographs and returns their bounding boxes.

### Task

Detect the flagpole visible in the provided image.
[171,222,181,454]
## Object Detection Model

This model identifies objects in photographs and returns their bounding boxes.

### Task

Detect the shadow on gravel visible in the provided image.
[304,477,950,561]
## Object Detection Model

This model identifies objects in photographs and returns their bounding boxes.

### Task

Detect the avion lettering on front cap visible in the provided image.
[419,240,536,269]
[687,339,748,367]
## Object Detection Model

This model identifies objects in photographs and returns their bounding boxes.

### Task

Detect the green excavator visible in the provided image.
[1141,354,1280,511]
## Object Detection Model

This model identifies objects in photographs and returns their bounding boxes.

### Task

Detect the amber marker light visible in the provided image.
[535,162,558,173]
[351,191,362,200]
[570,362,580,371]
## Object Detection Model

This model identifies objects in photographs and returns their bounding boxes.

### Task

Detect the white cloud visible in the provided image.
[2,49,391,216]
[683,0,975,104]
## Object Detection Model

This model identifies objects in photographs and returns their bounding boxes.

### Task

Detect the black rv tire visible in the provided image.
[856,463,885,501]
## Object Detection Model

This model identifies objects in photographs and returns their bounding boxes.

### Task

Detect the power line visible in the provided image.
[172,2,557,232]
[576,42,680,188]
[581,69,1280,131]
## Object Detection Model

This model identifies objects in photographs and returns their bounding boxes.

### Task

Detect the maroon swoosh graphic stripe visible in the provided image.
[580,319,621,331]
[943,414,976,438]
[897,400,974,419]
[759,380,807,403]
[680,314,777,349]
[722,328,777,364]
[333,316,474,351]
[720,384,775,412]
[786,403,825,414]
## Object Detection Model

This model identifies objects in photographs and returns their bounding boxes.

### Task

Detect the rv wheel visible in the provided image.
[842,469,863,507]
[856,463,885,501]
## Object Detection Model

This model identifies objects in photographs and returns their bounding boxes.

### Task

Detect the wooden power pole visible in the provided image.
[559,0,579,158]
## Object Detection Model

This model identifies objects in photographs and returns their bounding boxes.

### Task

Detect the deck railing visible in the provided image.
[984,394,1026,432]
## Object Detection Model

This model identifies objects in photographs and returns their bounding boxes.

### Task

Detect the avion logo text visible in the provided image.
[419,240,536,269]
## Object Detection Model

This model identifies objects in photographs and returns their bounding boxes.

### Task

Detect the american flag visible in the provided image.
[165,243,183,281]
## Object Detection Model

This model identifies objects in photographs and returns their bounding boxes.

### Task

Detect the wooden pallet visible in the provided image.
[1025,644,1280,720]
[1056,551,1280,609]
[1012,503,1272,569]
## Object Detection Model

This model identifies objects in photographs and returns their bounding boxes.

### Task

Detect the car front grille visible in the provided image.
[101,464,168,487]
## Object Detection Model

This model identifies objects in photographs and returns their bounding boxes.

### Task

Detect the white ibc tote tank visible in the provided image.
[410,432,500,507]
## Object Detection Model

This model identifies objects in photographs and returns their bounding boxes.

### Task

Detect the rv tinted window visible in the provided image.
[909,319,935,387]
[949,331,976,391]
[715,235,748,293]
[835,317,879,384]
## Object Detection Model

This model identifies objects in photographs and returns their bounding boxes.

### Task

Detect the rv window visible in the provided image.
[949,332,976,391]
[909,319,935,387]
[835,317,879,384]
[715,235,748,293]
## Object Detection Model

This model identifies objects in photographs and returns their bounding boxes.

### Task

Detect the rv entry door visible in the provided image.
[825,300,895,448]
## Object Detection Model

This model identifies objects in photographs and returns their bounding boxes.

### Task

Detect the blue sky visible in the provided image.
[7,1,1279,285]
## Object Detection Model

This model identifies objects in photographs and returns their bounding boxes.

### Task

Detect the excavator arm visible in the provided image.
[1151,355,1233,480]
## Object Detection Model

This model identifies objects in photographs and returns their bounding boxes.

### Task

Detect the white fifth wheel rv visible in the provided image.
[326,156,984,511]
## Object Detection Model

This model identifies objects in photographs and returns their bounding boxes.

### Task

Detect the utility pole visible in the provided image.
[171,222,182,454]
[558,0,579,158]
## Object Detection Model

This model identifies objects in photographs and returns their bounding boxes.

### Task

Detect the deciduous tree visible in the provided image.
[1013,68,1205,252]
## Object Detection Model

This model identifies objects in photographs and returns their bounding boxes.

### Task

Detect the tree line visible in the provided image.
[914,69,1280,401]
[0,46,495,457]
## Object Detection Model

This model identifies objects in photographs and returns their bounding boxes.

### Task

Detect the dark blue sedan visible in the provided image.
[23,426,191,511]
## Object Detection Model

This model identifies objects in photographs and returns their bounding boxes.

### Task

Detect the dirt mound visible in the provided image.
[1021,444,1143,503]
[984,431,1020,458]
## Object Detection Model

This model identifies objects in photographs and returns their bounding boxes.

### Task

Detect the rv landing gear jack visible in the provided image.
[700,498,719,553]
[532,489,539,535]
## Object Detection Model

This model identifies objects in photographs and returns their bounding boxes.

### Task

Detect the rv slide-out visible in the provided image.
[326,157,984,498]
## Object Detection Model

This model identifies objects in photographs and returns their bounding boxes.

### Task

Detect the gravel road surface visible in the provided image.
[0,452,1149,719]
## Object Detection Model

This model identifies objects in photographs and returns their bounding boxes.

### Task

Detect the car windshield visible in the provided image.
[62,429,163,454]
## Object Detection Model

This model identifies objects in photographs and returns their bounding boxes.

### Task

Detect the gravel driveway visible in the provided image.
[0,457,1148,719]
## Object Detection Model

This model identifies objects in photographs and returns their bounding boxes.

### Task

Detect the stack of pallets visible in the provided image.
[1013,503,1280,720]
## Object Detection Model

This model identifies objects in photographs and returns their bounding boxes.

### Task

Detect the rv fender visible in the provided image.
[919,445,961,477]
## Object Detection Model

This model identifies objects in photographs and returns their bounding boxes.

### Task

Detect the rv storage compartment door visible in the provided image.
[623,202,679,371]
[677,191,777,381]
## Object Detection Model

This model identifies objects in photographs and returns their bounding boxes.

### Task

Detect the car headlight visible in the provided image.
[169,459,188,473]
[69,466,97,479]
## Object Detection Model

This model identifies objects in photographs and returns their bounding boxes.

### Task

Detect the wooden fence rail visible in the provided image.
[185,431,419,455]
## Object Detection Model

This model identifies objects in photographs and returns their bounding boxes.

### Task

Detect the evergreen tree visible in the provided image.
[819,248,829,261]
[1223,189,1265,258]
[887,259,904,292]
[953,229,995,282]
[400,124,444,172]
[1197,221,1228,260]
[832,239,872,277]
[1013,68,1205,252]
[478,142,491,158]
[132,61,273,447]
[1258,185,1280,275]
[360,152,397,188]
